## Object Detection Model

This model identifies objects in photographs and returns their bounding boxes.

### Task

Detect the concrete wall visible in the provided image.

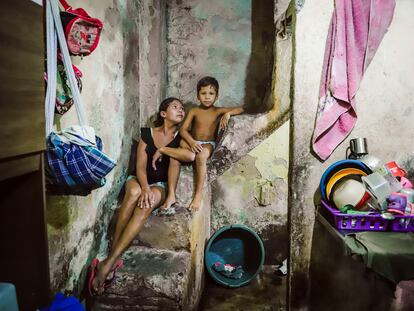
[166,0,274,112]
[46,0,141,293]
[211,121,289,264]
[138,0,167,126]
[290,0,414,309]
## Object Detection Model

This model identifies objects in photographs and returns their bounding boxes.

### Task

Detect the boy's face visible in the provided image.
[197,85,218,108]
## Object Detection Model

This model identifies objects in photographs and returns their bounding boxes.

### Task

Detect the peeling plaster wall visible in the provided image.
[166,0,274,112]
[166,0,291,267]
[212,121,289,264]
[290,1,414,310]
[138,0,167,125]
[166,0,250,106]
[46,0,141,294]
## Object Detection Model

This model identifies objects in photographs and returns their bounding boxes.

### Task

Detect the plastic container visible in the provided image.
[400,188,414,203]
[380,166,403,193]
[204,224,265,288]
[359,154,383,171]
[320,160,372,202]
[361,172,391,210]
[326,168,368,199]
[331,179,368,210]
[0,283,19,311]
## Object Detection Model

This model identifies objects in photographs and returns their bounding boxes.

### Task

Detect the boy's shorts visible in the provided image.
[126,175,167,190]
[197,140,216,149]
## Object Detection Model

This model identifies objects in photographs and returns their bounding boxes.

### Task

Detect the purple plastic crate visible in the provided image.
[390,215,414,232]
[321,200,388,231]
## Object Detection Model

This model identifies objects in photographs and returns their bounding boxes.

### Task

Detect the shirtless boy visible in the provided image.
[153,76,244,211]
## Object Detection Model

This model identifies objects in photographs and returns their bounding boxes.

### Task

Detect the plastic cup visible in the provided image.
[361,172,391,210]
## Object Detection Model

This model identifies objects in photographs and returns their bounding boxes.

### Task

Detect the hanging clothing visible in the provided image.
[312,0,396,160]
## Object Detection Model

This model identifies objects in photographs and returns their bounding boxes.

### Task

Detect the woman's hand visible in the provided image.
[219,112,230,130]
[189,140,203,153]
[137,187,154,209]
[152,149,163,171]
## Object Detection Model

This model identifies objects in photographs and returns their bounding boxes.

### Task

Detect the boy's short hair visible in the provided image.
[197,76,219,93]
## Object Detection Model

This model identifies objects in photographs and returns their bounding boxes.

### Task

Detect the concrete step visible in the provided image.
[90,246,191,311]
[135,204,192,251]
[104,175,211,310]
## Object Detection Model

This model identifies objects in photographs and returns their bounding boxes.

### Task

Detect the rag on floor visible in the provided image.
[312,0,396,160]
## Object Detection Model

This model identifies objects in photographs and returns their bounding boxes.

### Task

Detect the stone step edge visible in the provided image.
[101,246,192,301]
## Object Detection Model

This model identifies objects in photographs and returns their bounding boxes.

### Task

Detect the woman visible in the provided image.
[90,97,185,295]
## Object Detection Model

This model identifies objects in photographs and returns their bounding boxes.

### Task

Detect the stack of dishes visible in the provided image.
[320,160,373,210]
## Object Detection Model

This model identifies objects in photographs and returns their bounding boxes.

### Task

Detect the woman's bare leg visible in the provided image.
[111,178,141,249]
[161,158,181,209]
[189,145,213,212]
[92,186,165,294]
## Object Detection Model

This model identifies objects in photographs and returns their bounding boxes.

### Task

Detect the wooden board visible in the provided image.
[0,0,45,160]
[0,153,41,182]
[0,155,51,310]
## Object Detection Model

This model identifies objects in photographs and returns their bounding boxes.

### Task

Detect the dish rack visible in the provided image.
[321,200,414,232]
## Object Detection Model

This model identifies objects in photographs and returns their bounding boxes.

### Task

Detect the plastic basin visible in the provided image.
[204,224,265,288]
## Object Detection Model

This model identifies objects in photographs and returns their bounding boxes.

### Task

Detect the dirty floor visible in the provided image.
[198,265,286,311]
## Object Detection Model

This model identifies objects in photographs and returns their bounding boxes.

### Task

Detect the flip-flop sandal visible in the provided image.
[88,258,100,296]
[103,259,123,288]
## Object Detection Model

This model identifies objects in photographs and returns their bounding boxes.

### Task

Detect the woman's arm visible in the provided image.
[152,145,195,170]
[135,138,154,208]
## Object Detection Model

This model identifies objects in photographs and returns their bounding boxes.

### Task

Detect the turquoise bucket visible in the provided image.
[204,224,265,288]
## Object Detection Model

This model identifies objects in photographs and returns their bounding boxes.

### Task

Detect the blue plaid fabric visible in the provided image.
[46,132,116,190]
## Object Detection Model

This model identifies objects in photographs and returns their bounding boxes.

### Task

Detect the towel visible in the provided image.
[312,0,396,160]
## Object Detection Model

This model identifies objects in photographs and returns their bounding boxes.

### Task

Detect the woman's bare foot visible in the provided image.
[188,194,202,212]
[91,259,115,295]
[106,259,123,283]
[161,195,176,210]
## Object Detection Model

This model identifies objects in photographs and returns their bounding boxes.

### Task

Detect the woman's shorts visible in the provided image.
[126,175,167,190]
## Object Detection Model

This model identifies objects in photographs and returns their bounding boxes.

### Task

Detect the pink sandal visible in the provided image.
[104,259,123,288]
[88,258,100,296]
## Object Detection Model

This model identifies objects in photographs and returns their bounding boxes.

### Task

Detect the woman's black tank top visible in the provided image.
[140,127,181,184]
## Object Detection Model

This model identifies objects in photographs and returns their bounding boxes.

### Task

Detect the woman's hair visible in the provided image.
[153,97,183,126]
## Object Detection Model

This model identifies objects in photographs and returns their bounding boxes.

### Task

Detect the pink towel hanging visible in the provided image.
[312,0,396,160]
